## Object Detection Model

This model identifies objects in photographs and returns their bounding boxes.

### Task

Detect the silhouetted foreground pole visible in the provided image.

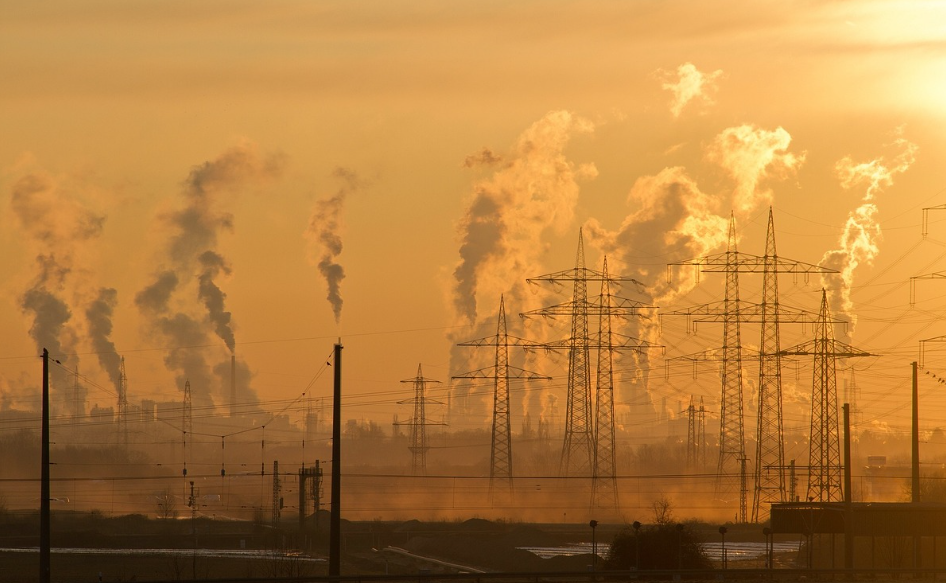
[329,341,342,576]
[912,361,920,502]
[843,403,853,569]
[41,349,50,583]
[912,361,920,570]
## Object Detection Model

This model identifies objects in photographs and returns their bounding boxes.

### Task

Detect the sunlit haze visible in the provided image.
[3,0,946,524]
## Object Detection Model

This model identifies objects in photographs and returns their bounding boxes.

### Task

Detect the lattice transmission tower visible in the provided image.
[667,210,835,522]
[454,295,549,501]
[117,356,128,446]
[395,365,443,475]
[182,379,192,477]
[590,257,660,509]
[523,234,657,503]
[780,289,872,502]
[685,396,707,469]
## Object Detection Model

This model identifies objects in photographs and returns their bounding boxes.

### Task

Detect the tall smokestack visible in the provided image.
[230,355,236,418]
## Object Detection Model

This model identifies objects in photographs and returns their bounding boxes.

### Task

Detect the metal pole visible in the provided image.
[329,342,343,576]
[719,526,727,570]
[40,349,50,583]
[843,403,854,570]
[913,361,921,570]
[913,361,920,502]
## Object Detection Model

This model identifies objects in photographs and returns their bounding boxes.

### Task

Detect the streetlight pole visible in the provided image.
[719,526,728,570]
[676,523,684,570]
[763,527,773,570]
[590,520,598,572]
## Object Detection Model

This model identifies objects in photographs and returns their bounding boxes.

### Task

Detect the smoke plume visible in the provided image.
[659,62,723,118]
[86,287,122,391]
[452,110,596,326]
[305,167,358,324]
[820,134,917,339]
[137,141,282,404]
[705,124,805,214]
[449,110,596,424]
[9,167,105,411]
[585,166,728,310]
[198,251,235,352]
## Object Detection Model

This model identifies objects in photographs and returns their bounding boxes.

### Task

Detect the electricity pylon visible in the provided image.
[395,365,443,475]
[182,379,192,477]
[666,209,836,522]
[271,460,281,527]
[780,289,873,502]
[524,238,658,509]
[117,356,128,446]
[454,295,550,501]
[523,234,653,479]
[589,257,661,509]
[685,396,707,469]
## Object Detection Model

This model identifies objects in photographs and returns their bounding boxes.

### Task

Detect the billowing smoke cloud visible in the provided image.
[9,167,104,409]
[86,287,122,391]
[305,167,358,324]
[452,110,597,326]
[821,134,917,339]
[449,110,596,423]
[585,166,728,311]
[585,166,728,425]
[137,141,282,405]
[585,122,802,430]
[658,62,723,118]
[705,124,805,214]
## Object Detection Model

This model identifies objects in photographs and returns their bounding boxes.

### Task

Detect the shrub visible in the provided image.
[605,522,713,571]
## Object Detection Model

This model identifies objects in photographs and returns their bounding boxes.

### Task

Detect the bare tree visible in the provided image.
[651,496,674,525]
[156,487,178,520]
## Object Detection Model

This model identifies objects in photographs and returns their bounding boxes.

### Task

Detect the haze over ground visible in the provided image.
[2,2,946,520]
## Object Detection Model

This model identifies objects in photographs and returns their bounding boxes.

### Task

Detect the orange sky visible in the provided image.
[2,0,946,456]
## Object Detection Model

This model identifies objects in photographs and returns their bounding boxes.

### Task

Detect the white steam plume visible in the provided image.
[449,110,596,422]
[585,121,803,426]
[821,133,918,339]
[659,62,723,118]
[452,110,596,325]
[585,165,727,426]
[706,124,805,214]
[305,167,358,324]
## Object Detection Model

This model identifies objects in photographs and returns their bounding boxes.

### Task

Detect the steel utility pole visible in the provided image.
[41,349,50,583]
[329,341,342,577]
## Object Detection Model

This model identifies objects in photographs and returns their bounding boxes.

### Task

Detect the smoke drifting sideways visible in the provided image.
[9,168,106,409]
[821,134,918,341]
[449,110,597,424]
[136,141,283,408]
[305,167,359,325]
[658,62,723,118]
[585,123,805,421]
